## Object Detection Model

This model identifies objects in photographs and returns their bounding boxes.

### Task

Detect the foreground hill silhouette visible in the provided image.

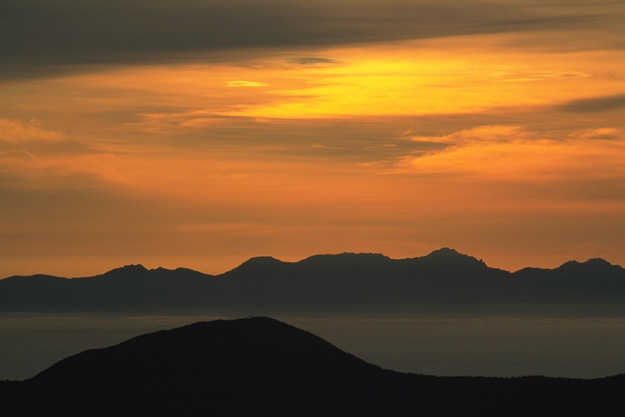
[2,317,625,416]
[1,248,624,314]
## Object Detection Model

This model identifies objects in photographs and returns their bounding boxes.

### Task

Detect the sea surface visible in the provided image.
[2,315,625,380]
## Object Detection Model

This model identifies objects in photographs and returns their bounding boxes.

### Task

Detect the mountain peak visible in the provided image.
[299,252,390,267]
[232,256,284,271]
[32,316,380,388]
[98,264,149,279]
[423,247,486,266]
[584,258,615,267]
[431,247,460,254]
[8,317,625,416]
[557,257,619,272]
[108,264,148,272]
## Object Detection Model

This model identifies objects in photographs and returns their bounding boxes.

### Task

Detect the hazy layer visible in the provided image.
[2,315,624,380]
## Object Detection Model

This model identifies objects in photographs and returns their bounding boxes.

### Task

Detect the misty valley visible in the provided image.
[2,315,625,382]
[2,317,625,416]
[2,249,625,415]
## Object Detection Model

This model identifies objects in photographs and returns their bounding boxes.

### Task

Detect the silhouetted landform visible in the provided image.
[2,317,625,416]
[1,248,625,314]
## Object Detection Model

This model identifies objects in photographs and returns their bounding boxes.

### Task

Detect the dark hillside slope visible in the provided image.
[14,317,401,416]
[2,317,625,416]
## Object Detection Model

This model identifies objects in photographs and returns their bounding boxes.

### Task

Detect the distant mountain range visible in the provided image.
[1,248,624,314]
[2,317,624,416]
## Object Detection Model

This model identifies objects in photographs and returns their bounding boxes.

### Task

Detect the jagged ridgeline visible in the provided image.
[1,248,624,314]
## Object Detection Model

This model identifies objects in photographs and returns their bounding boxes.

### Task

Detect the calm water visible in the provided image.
[2,315,625,380]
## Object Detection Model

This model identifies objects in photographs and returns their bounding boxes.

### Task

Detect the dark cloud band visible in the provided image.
[560,93,625,113]
[0,0,614,79]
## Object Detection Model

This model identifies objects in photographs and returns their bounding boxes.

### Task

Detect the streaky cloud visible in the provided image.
[0,0,617,79]
[560,93,625,113]
[226,80,268,87]
[0,119,63,143]
[289,57,340,65]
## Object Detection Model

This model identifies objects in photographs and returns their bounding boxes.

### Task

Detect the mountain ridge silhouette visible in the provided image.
[1,248,624,314]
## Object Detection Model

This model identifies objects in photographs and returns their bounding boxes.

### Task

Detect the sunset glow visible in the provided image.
[1,0,624,277]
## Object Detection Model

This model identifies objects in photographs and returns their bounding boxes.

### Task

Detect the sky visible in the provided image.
[1,0,624,277]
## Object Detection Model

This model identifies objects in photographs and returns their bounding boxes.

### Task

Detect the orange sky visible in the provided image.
[1,1,624,277]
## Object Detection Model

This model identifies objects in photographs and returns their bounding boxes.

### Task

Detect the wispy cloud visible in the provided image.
[493,70,589,83]
[0,119,63,142]
[288,57,340,66]
[399,125,625,182]
[0,150,35,161]
[226,80,268,87]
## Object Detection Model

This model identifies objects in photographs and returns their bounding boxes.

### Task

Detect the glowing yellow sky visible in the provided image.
[1,2,625,277]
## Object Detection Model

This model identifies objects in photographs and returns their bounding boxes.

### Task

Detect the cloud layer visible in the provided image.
[2,0,622,79]
[1,0,625,277]
[561,93,625,113]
